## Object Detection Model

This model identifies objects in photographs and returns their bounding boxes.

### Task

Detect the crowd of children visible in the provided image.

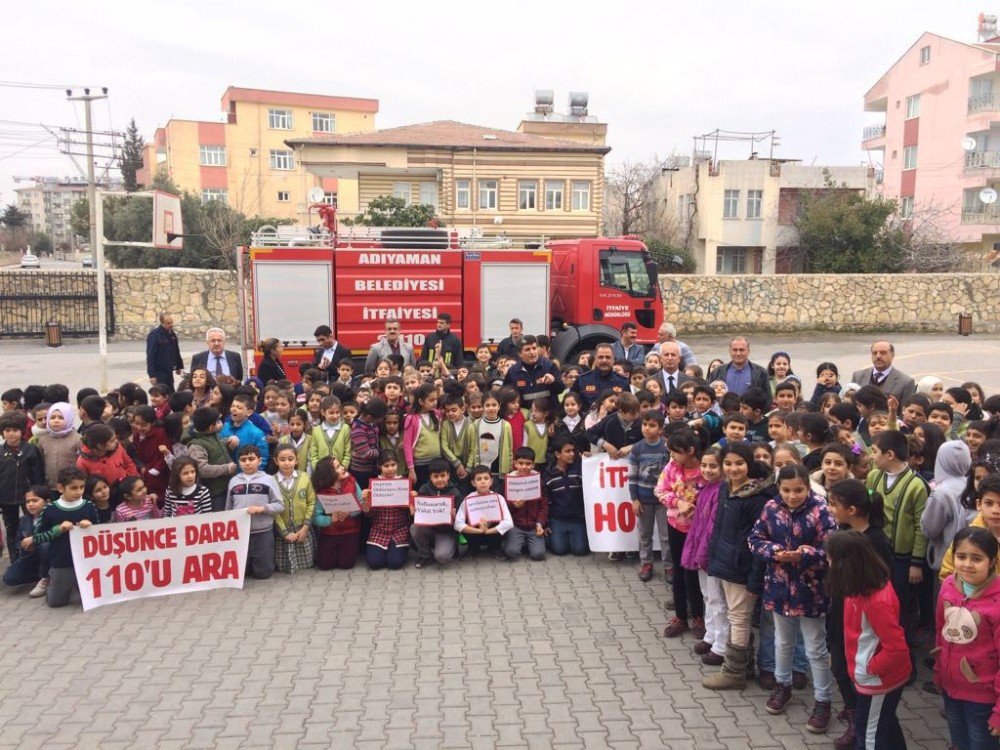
[2,339,1000,749]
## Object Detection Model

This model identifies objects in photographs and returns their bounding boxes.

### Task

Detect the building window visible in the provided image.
[201,188,228,204]
[277,191,290,202]
[478,179,498,210]
[199,145,226,167]
[746,189,763,219]
[518,180,537,210]
[723,189,740,218]
[678,194,694,222]
[905,94,921,119]
[544,180,564,210]
[919,45,931,65]
[419,182,438,208]
[903,145,918,170]
[571,181,591,211]
[393,181,412,205]
[249,148,258,157]
[900,196,914,219]
[312,112,335,133]
[269,149,294,170]
[322,192,337,206]
[268,108,292,130]
[716,247,747,274]
[455,179,470,209]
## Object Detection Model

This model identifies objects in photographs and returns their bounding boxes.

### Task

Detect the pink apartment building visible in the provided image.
[863,30,1000,254]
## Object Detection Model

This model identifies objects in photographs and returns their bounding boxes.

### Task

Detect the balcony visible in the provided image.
[964,150,1000,170]
[862,124,886,141]
[961,204,1000,224]
[969,92,1000,114]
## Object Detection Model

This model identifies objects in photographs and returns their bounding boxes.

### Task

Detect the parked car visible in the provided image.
[81,254,94,267]
[20,253,40,269]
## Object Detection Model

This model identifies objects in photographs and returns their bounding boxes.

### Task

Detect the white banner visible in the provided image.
[582,454,661,553]
[69,510,252,612]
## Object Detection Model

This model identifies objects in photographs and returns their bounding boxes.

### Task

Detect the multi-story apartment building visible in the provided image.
[15,177,120,248]
[137,87,379,219]
[862,29,1000,253]
[660,159,873,274]
[286,94,610,238]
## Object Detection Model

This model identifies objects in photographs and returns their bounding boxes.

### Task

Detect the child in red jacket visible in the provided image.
[826,530,911,750]
[131,406,171,502]
[76,423,139,502]
[935,526,1000,749]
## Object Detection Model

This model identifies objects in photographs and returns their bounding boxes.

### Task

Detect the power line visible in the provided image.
[0,80,98,91]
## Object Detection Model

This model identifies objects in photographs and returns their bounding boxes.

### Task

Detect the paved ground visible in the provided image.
[0,330,985,749]
[0,554,948,749]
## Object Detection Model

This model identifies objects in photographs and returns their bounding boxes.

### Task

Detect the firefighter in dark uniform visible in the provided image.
[570,342,629,411]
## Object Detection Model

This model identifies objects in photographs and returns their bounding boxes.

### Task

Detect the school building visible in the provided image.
[862,23,1000,256]
[285,92,611,239]
[137,87,380,219]
[659,158,874,274]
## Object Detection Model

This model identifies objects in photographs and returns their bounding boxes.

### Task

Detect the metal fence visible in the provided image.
[0,270,114,338]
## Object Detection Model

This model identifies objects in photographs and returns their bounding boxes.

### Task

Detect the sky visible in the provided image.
[0,1,987,206]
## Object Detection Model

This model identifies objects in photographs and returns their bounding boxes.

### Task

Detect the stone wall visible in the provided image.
[658,273,1000,333]
[111,269,239,340]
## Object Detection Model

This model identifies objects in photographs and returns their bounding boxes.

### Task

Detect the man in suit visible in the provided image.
[850,340,916,402]
[190,327,244,382]
[312,324,351,373]
[610,322,646,366]
[146,312,184,392]
[656,322,697,369]
[653,341,691,396]
[364,318,415,374]
[707,336,769,396]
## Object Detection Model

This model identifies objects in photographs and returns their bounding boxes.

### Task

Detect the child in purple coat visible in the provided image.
[681,447,725,664]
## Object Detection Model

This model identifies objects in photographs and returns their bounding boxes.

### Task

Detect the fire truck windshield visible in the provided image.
[599,249,657,298]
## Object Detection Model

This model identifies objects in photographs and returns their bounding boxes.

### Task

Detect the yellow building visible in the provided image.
[286,112,610,239]
[138,87,379,219]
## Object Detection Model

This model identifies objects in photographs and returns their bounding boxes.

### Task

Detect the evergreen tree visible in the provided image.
[120,118,145,192]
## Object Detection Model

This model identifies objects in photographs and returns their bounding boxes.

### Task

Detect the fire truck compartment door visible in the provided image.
[480,263,549,341]
[253,261,333,343]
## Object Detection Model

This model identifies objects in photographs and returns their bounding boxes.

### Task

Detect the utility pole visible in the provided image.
[67,87,110,389]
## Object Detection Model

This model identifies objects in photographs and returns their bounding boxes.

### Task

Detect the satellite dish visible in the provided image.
[980,187,998,205]
[308,186,325,204]
[963,137,979,152]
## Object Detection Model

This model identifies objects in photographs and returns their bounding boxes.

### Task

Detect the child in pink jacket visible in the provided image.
[654,427,705,639]
[935,526,1000,748]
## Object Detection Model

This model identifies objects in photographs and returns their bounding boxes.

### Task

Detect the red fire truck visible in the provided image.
[239,222,663,379]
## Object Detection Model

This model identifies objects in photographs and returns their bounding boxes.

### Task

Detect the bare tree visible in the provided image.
[603,155,683,244]
[884,199,971,273]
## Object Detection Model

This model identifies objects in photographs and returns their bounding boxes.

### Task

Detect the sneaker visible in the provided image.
[757,669,776,691]
[457,534,468,546]
[638,562,653,581]
[701,651,724,666]
[662,596,675,610]
[792,671,808,690]
[833,709,856,750]
[689,617,706,640]
[693,640,713,656]
[28,578,48,598]
[414,559,428,569]
[806,700,832,733]
[608,552,624,561]
[662,617,688,638]
[765,683,793,715]
[664,566,674,584]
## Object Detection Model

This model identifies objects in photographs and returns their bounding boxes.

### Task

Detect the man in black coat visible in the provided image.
[311,324,352,373]
[571,342,629,411]
[707,336,769,397]
[421,313,464,367]
[146,312,184,391]
[504,335,564,406]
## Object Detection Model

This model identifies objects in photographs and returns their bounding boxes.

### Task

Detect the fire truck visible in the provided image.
[239,217,663,379]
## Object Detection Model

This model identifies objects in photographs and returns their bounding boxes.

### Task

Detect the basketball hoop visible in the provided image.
[153,190,184,249]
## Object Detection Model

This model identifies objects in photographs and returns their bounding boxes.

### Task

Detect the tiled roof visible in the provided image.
[286,120,610,153]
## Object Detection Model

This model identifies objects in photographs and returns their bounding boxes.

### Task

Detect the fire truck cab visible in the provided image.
[239,224,662,379]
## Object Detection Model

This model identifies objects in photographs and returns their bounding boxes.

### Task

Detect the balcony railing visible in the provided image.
[862,124,886,141]
[964,150,1000,170]
[968,92,1000,114]
[961,204,1000,224]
